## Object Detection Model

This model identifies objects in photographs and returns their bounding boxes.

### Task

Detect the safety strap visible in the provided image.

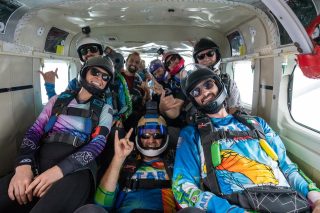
[43,132,86,147]
[196,112,279,195]
[195,114,222,196]
[126,179,171,190]
[89,97,104,132]
[44,91,77,133]
[220,73,231,96]
[120,153,174,191]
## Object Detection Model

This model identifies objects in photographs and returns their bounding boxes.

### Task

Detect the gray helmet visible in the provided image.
[79,56,114,96]
[180,64,227,114]
[76,37,103,62]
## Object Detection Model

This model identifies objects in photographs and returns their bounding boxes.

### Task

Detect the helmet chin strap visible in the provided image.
[81,79,106,96]
[208,59,221,74]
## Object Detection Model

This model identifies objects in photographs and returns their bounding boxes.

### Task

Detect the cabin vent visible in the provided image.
[104,36,118,42]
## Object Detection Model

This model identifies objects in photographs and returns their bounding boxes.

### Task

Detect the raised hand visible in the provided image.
[159,91,180,112]
[153,79,164,95]
[39,68,58,84]
[114,128,134,162]
[25,165,63,198]
[8,165,34,205]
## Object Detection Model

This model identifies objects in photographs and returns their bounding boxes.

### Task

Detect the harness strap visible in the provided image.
[90,98,104,132]
[125,179,171,190]
[66,107,91,118]
[220,73,231,96]
[44,91,76,133]
[195,114,222,196]
[43,132,86,147]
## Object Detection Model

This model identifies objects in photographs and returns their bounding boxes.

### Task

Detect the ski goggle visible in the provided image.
[90,67,111,82]
[196,49,216,60]
[140,132,164,139]
[190,79,215,98]
[165,54,180,68]
[80,45,99,56]
[138,124,167,139]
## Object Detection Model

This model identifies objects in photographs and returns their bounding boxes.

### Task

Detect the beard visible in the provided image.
[128,65,138,73]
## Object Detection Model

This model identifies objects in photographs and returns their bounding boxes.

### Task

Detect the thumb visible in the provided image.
[54,68,59,79]
[38,70,44,77]
[161,90,165,98]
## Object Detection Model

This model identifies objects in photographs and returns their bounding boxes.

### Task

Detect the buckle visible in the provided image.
[72,136,82,147]
[129,179,139,190]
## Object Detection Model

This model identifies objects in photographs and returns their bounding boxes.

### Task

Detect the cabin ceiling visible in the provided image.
[10,0,269,56]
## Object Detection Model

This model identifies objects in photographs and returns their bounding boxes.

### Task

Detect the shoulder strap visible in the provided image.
[118,153,142,190]
[195,113,222,196]
[233,112,265,140]
[233,112,279,161]
[219,73,231,96]
[89,97,105,131]
[52,90,77,115]
[44,90,76,133]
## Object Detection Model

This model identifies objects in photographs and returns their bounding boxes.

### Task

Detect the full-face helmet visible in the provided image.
[180,63,227,114]
[79,56,114,96]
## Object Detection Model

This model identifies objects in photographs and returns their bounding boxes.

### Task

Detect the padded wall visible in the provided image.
[0,55,35,176]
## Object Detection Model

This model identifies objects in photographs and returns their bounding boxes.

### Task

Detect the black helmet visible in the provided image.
[79,56,114,96]
[180,64,227,114]
[193,38,221,69]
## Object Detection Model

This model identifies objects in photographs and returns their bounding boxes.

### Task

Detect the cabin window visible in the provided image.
[289,65,320,132]
[40,59,70,105]
[226,60,253,109]
[227,31,246,56]
[275,0,317,45]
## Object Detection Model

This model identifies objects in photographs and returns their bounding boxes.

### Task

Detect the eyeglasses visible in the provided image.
[140,132,164,139]
[80,45,99,56]
[196,50,216,60]
[190,79,215,98]
[165,54,179,68]
[90,67,111,82]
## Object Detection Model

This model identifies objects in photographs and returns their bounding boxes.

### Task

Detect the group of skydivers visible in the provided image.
[0,33,320,213]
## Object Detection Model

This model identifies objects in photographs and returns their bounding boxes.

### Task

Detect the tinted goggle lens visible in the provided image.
[80,45,99,55]
[141,133,164,139]
[196,50,215,60]
[190,80,215,98]
[90,67,111,82]
[165,55,179,67]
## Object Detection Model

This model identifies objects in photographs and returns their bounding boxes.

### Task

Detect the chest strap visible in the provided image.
[43,132,86,147]
[125,179,171,190]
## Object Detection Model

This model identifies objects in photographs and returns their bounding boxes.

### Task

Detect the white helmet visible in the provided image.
[135,115,169,157]
[76,37,103,61]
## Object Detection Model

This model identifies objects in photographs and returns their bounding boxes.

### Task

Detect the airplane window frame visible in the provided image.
[40,59,70,105]
[288,64,320,134]
[228,60,254,111]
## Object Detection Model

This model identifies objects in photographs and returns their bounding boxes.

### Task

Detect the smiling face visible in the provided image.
[140,129,163,149]
[166,55,180,72]
[85,66,110,90]
[196,48,217,67]
[191,79,219,106]
[126,53,141,74]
